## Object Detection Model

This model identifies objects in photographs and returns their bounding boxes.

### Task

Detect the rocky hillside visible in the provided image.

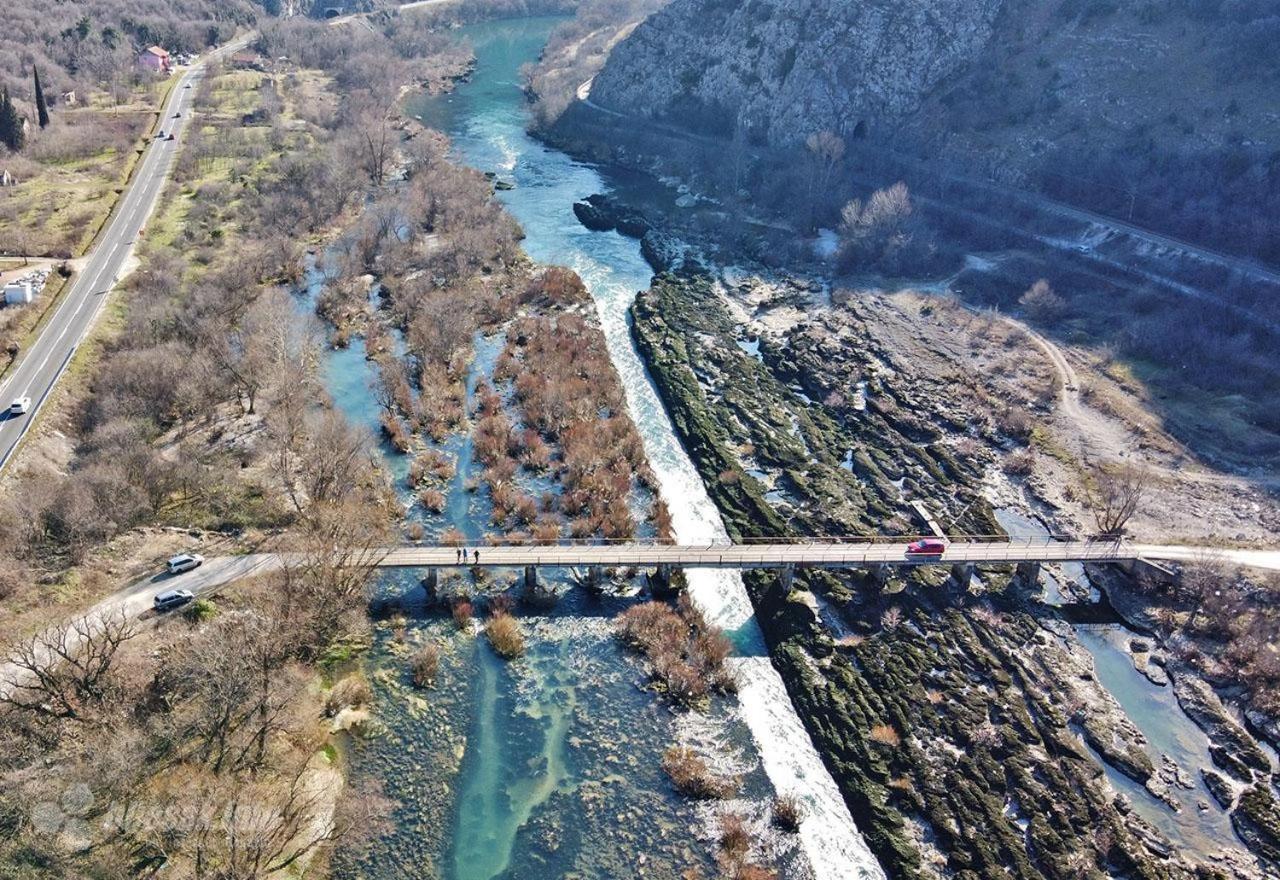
[579,0,1280,263]
[589,0,1005,143]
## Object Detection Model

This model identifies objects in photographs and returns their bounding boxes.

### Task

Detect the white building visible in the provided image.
[3,281,34,305]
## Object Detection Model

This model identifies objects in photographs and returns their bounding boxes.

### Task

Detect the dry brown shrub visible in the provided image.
[520,266,589,306]
[868,724,901,747]
[486,612,525,659]
[451,599,473,629]
[616,600,733,705]
[996,407,1034,443]
[652,500,674,542]
[732,866,778,880]
[325,675,372,716]
[531,517,561,544]
[718,813,752,866]
[1004,449,1035,476]
[770,794,804,832]
[410,644,441,688]
[419,488,446,513]
[409,449,454,485]
[661,746,737,799]
[380,411,412,452]
[511,494,539,525]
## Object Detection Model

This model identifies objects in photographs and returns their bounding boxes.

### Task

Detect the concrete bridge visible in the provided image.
[77,539,1270,619]
[5,537,1269,689]
[357,538,1278,594]
[378,538,1142,569]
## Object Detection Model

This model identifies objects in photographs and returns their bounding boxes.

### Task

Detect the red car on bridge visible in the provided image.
[906,538,948,556]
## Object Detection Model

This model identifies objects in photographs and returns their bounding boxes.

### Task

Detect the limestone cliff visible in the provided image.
[588,0,1005,145]
[570,0,1280,263]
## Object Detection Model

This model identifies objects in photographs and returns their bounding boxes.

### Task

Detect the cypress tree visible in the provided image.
[33,67,48,128]
[0,88,24,151]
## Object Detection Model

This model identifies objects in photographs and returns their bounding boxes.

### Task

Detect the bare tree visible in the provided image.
[1019,279,1067,324]
[406,287,476,374]
[1085,463,1150,537]
[113,751,389,878]
[805,129,845,223]
[273,498,393,657]
[837,181,913,268]
[301,410,377,509]
[0,609,136,723]
[344,88,399,186]
[153,609,306,774]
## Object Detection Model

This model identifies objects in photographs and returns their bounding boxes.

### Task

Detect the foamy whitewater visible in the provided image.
[578,252,885,880]
[415,21,886,875]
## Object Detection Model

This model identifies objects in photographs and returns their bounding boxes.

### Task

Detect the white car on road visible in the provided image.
[166,552,205,574]
[9,397,31,415]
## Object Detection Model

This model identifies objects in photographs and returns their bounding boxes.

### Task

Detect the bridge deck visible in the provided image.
[376,540,1136,569]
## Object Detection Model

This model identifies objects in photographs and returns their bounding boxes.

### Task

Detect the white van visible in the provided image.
[166,553,204,574]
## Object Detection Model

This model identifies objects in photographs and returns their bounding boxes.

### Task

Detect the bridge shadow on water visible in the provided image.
[340,567,763,880]
[368,565,776,661]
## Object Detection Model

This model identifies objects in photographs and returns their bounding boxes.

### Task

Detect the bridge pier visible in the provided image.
[1014,561,1042,590]
[868,564,891,588]
[649,563,679,598]
[524,565,537,593]
[421,567,439,604]
[583,564,605,594]
[949,562,975,591]
[778,563,795,592]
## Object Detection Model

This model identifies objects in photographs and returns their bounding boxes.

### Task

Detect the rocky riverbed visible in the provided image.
[622,246,1280,877]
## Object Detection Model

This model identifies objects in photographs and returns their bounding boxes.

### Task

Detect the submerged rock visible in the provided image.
[571,193,651,237]
[1171,669,1271,782]
[1202,769,1235,809]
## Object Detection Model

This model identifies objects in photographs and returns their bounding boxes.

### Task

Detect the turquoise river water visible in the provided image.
[307,15,882,880]
[301,14,1273,878]
[296,12,1276,877]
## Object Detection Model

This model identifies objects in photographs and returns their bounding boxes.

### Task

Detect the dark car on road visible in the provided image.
[153,588,194,612]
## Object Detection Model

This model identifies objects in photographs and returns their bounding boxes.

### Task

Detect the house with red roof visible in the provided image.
[137,46,172,74]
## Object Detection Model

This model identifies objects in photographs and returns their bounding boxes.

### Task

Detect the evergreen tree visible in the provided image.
[0,88,24,152]
[33,68,49,129]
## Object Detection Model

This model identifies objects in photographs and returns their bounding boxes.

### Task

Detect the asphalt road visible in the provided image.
[0,38,249,474]
[0,553,279,698]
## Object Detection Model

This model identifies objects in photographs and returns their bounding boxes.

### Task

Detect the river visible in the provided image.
[309,14,884,880]
[406,17,883,880]
[995,508,1264,865]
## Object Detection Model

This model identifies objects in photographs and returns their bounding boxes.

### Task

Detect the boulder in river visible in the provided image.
[1171,669,1271,781]
[1202,768,1236,809]
[570,193,652,238]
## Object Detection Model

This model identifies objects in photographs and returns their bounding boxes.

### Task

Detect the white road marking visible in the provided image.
[0,46,235,471]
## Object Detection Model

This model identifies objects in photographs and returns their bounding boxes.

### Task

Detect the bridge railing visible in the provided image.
[402,532,1094,548]
[379,542,1136,567]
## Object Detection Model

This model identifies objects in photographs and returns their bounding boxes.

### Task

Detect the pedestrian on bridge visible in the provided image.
[474,549,480,565]
[462,548,469,563]
[456,547,461,563]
